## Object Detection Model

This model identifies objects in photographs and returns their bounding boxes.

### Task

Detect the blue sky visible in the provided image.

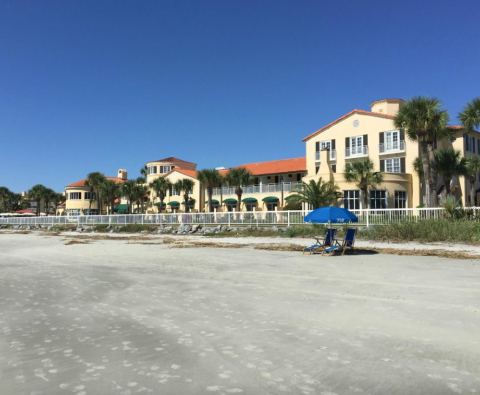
[1,0,479,192]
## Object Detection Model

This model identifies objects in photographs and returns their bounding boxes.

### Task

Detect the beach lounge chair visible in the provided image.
[302,228,337,255]
[322,228,357,256]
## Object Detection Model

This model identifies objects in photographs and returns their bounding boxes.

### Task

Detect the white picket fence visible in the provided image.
[1,207,478,227]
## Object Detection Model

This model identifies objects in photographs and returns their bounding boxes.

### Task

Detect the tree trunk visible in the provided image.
[363,188,369,209]
[207,186,213,213]
[88,187,93,214]
[426,143,438,207]
[444,178,451,196]
[236,187,242,212]
[184,193,189,213]
[419,140,431,207]
[470,178,476,207]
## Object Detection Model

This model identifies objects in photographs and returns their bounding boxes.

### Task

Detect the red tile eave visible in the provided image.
[66,177,127,188]
[163,168,199,179]
[236,157,307,176]
[301,109,395,142]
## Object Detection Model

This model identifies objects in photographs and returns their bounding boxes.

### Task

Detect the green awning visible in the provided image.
[116,204,129,213]
[205,199,219,204]
[181,199,196,205]
[262,196,279,202]
[222,198,237,204]
[167,201,180,206]
[154,202,166,207]
[242,197,257,203]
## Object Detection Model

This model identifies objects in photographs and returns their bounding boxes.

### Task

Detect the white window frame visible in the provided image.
[68,209,81,216]
[370,190,387,209]
[69,192,81,200]
[350,136,364,156]
[385,158,401,173]
[148,166,157,175]
[320,140,331,150]
[384,130,400,151]
[343,190,361,210]
[394,191,407,209]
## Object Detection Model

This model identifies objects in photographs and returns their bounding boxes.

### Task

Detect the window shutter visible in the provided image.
[464,134,467,151]
[473,138,476,153]
[332,165,336,173]
[400,157,406,173]
[275,176,279,183]
[331,139,336,150]
[478,139,480,153]
[380,160,385,172]
[345,137,350,149]
[363,134,368,146]
[315,142,320,152]
[379,132,384,144]
[315,166,320,174]
[154,166,157,173]
[400,129,405,141]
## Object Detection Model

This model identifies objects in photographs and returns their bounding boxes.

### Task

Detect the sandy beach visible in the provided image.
[1,232,479,395]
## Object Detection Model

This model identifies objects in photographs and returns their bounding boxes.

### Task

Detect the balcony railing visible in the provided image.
[345,145,368,158]
[212,182,302,196]
[315,150,336,161]
[378,140,406,154]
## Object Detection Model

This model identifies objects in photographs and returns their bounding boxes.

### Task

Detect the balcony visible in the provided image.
[345,145,369,158]
[315,150,336,161]
[378,140,406,154]
[212,182,302,196]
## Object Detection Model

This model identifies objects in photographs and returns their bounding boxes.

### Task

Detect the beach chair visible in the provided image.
[302,228,337,255]
[322,228,357,256]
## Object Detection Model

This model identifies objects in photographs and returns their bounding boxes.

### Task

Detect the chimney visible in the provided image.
[118,169,128,180]
[370,99,405,116]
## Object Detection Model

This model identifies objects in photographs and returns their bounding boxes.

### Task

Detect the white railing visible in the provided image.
[315,150,336,161]
[212,183,302,196]
[1,207,479,228]
[345,145,368,158]
[378,140,406,154]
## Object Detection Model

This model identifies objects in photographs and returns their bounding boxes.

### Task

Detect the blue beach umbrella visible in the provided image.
[304,206,358,225]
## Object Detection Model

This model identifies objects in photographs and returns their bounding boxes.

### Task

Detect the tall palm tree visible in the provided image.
[84,172,106,215]
[288,177,341,209]
[43,188,57,215]
[459,97,480,132]
[394,97,451,207]
[465,156,480,206]
[174,179,195,213]
[344,158,383,209]
[224,167,254,212]
[120,180,138,214]
[0,186,12,213]
[99,179,120,215]
[133,184,149,214]
[197,169,223,212]
[28,184,47,215]
[135,177,149,214]
[434,148,467,197]
[140,165,148,180]
[149,177,172,213]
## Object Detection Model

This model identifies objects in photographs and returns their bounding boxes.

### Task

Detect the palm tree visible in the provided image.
[149,177,172,213]
[133,183,149,214]
[434,148,467,197]
[459,97,480,132]
[28,184,47,215]
[99,179,120,214]
[197,169,223,212]
[43,188,57,215]
[465,156,480,206]
[120,180,138,214]
[52,193,66,215]
[288,177,341,209]
[394,97,451,207]
[84,172,106,215]
[140,165,148,180]
[224,167,254,212]
[0,186,12,213]
[344,158,383,209]
[174,179,195,213]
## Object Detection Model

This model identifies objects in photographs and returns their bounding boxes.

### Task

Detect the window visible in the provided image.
[370,190,387,209]
[321,140,331,150]
[246,203,256,212]
[395,191,407,209]
[148,166,157,174]
[344,190,360,210]
[385,158,400,173]
[69,192,81,200]
[159,166,174,173]
[84,209,98,215]
[68,209,81,216]
[84,192,96,200]
[384,130,399,150]
[350,136,363,155]
[226,204,236,212]
[171,188,180,196]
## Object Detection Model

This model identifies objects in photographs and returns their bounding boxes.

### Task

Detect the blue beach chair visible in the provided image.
[322,228,357,256]
[303,228,337,255]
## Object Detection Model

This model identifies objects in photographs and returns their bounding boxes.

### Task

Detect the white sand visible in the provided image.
[1,232,479,395]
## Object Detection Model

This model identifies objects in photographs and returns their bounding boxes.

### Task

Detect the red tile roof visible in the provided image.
[58,201,66,206]
[234,157,306,176]
[66,177,127,188]
[147,156,197,167]
[302,109,395,142]
[163,168,199,179]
